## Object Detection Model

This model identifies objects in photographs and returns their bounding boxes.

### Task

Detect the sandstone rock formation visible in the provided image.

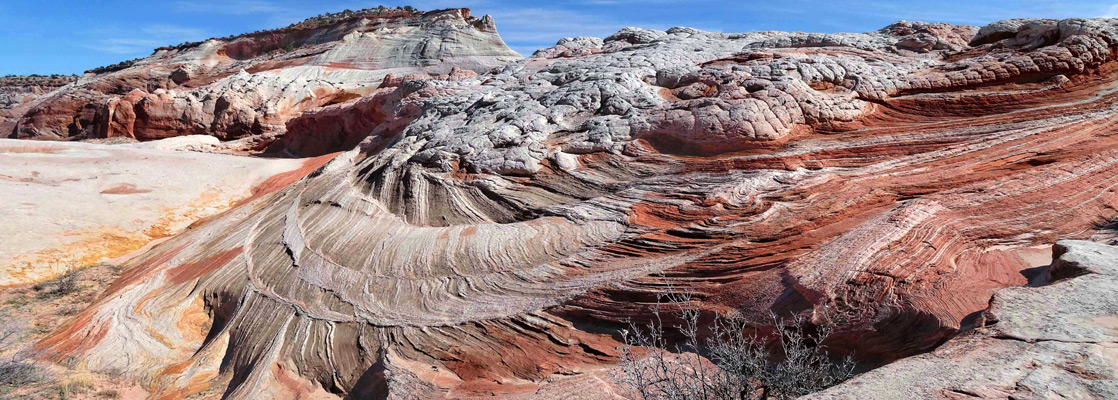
[30,17,1118,398]
[0,75,76,110]
[281,67,478,157]
[810,240,1118,399]
[0,138,319,287]
[0,75,76,133]
[4,8,519,149]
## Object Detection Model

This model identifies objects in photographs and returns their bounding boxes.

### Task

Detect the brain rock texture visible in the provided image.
[37,18,1118,398]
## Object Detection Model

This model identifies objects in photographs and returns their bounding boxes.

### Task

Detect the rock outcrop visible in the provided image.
[5,8,519,149]
[0,75,76,133]
[810,240,1118,399]
[0,75,76,110]
[280,67,478,157]
[33,17,1118,398]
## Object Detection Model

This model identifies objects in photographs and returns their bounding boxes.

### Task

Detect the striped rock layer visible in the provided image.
[5,8,520,150]
[39,18,1118,398]
[810,240,1118,399]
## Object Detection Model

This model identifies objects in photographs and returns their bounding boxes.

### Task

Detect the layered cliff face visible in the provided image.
[0,75,76,109]
[34,18,1118,398]
[0,75,77,132]
[5,8,520,150]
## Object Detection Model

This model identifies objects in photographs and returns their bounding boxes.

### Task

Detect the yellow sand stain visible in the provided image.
[176,295,213,345]
[1,187,246,287]
[1,229,148,286]
[152,325,230,400]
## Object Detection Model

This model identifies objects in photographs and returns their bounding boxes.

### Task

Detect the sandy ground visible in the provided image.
[0,137,311,398]
[0,263,151,399]
[0,138,304,286]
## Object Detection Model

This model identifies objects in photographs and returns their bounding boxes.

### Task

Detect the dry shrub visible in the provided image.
[52,270,82,296]
[614,290,854,400]
[0,311,45,389]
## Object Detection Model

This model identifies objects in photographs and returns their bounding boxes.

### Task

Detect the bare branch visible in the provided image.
[613,287,856,400]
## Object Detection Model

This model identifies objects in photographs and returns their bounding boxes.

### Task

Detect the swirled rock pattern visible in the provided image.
[35,18,1118,398]
[5,8,519,149]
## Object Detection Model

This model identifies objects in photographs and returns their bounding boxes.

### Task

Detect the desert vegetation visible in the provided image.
[614,290,855,400]
[0,312,44,394]
[42,269,82,297]
[0,265,131,398]
[285,5,420,30]
[152,5,422,53]
[0,74,77,87]
[84,58,143,74]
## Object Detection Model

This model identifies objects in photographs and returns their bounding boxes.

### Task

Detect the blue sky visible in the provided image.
[3,0,1118,75]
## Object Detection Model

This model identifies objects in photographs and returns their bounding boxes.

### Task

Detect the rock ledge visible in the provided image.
[810,240,1118,399]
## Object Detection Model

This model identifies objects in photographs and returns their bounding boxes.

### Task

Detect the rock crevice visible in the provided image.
[811,240,1118,399]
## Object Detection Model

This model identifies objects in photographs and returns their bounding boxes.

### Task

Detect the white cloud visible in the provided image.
[83,24,208,55]
[82,1,720,58]
[83,38,165,54]
[1102,4,1118,17]
[174,0,280,15]
[489,8,627,43]
[142,25,207,39]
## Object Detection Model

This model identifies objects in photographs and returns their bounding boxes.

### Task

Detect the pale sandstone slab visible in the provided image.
[0,138,303,285]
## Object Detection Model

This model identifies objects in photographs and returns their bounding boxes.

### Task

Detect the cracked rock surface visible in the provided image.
[31,17,1118,398]
[810,240,1118,399]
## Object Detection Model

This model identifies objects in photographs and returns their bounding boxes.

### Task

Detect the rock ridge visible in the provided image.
[29,17,1118,398]
[5,8,520,151]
